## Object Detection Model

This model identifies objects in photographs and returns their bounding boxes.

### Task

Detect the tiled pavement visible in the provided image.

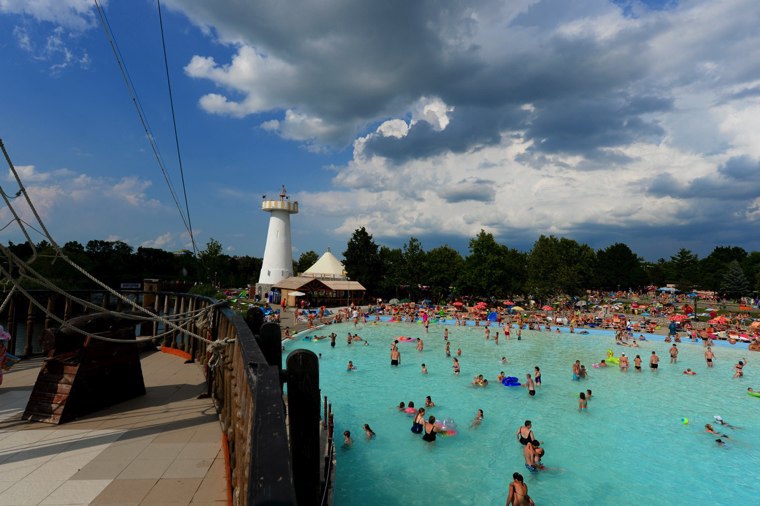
[0,352,227,505]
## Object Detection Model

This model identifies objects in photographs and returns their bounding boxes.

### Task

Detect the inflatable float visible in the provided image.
[397,336,417,342]
[434,418,458,437]
[501,376,521,387]
[748,391,760,398]
[606,349,619,365]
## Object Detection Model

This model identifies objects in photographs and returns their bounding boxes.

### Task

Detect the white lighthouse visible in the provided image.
[256,185,298,301]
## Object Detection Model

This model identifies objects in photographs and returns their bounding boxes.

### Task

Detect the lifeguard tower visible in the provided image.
[255,185,298,302]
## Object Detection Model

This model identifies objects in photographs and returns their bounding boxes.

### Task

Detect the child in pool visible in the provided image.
[579,392,588,411]
[347,361,356,371]
[421,363,428,374]
[363,424,376,439]
[425,396,435,407]
[343,431,352,445]
[471,409,484,428]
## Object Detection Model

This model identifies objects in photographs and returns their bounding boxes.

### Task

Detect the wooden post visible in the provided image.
[6,295,16,355]
[24,297,34,356]
[171,296,180,348]
[44,295,55,330]
[256,322,282,372]
[178,296,187,351]
[152,293,160,339]
[162,295,171,347]
[286,349,321,506]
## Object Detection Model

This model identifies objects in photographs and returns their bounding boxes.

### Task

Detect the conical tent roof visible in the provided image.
[303,250,347,278]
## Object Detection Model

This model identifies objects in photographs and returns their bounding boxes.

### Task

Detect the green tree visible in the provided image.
[198,238,228,287]
[699,246,747,291]
[343,227,382,294]
[461,230,526,297]
[526,235,595,300]
[425,245,464,301]
[720,260,750,300]
[377,245,404,299]
[595,243,646,291]
[295,250,319,275]
[402,237,427,294]
[667,248,699,291]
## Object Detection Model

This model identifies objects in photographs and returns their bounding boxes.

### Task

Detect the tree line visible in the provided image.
[4,231,758,303]
[338,227,760,302]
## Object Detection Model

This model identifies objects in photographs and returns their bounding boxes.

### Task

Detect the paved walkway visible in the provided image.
[0,351,227,505]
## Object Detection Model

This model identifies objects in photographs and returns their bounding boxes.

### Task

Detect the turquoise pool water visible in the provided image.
[283,322,760,505]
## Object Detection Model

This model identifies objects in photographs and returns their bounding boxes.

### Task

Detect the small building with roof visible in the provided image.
[272,250,366,307]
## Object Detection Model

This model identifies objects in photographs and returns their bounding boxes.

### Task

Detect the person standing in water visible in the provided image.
[670,344,679,364]
[534,367,542,387]
[705,346,716,367]
[422,416,438,442]
[523,374,536,396]
[417,338,424,352]
[650,351,659,371]
[391,347,401,366]
[506,472,534,506]
[578,391,588,412]
[411,408,425,434]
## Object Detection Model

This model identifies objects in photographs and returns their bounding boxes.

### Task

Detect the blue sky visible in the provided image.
[1,0,759,262]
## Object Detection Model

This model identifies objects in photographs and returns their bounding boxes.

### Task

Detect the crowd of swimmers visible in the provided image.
[325,314,755,504]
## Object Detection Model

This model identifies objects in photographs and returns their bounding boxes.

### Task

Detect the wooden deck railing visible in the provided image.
[1,290,331,506]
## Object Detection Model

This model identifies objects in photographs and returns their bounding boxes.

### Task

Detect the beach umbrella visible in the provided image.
[669,314,689,322]
[453,301,464,307]
[511,306,525,311]
[542,305,554,311]
[503,300,515,306]
[388,298,400,305]
[708,316,728,325]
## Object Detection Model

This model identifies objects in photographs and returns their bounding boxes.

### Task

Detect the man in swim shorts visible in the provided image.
[705,346,715,368]
[572,360,581,381]
[390,347,400,366]
[650,351,659,371]
[634,355,642,371]
[524,374,536,396]
[670,344,678,363]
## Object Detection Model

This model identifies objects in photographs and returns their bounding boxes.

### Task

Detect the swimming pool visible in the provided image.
[283,322,759,505]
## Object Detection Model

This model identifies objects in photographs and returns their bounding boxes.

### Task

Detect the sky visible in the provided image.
[1,0,760,263]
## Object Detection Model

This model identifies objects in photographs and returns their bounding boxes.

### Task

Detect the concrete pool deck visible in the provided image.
[0,351,227,505]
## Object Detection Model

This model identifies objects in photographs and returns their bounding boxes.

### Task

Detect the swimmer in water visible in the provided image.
[347,361,356,371]
[425,395,435,407]
[498,371,506,382]
[683,368,696,375]
[534,367,541,387]
[586,389,592,400]
[733,358,747,378]
[343,430,352,446]
[471,409,484,428]
[713,416,736,429]
[421,363,428,374]
[523,374,536,396]
[363,424,376,439]
[411,408,426,434]
[705,424,728,438]
[502,356,507,365]
[579,391,588,412]
[452,357,460,375]
[398,401,406,411]
[506,472,533,506]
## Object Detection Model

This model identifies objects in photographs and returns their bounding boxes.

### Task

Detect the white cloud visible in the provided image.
[410,96,454,131]
[141,232,175,249]
[0,0,100,31]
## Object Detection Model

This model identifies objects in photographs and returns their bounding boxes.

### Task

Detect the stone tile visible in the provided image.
[188,424,220,443]
[136,442,186,460]
[190,460,228,503]
[90,478,157,505]
[162,458,213,479]
[140,478,202,505]
[175,442,220,460]
[72,459,131,480]
[0,458,49,481]
[41,479,112,505]
[0,477,63,506]
[151,428,196,444]
[118,458,174,480]
[26,458,82,482]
